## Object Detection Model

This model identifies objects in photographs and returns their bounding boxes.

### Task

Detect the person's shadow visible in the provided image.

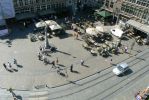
[8,88,22,100]
[15,95,22,100]
[71,70,80,74]
[17,64,23,68]
[57,64,66,67]
[82,64,90,68]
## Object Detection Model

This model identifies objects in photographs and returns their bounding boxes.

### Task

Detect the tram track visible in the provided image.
[89,59,149,100]
[29,51,149,99]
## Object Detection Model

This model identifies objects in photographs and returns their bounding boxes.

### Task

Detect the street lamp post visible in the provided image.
[44,25,50,49]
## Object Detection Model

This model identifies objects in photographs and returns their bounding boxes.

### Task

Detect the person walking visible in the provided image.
[75,33,79,40]
[39,46,42,51]
[38,52,42,60]
[108,58,113,65]
[51,61,55,68]
[41,55,45,61]
[124,46,128,53]
[43,57,47,65]
[110,58,112,62]
[13,59,17,65]
[81,59,84,66]
[56,57,59,65]
[70,64,73,72]
[7,62,12,68]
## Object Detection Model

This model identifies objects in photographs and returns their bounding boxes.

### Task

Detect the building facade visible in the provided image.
[13,0,67,15]
[105,0,149,24]
[0,0,104,21]
[82,0,104,8]
[0,0,82,22]
[0,0,15,25]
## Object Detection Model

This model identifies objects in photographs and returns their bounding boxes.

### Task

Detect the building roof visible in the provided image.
[126,20,149,34]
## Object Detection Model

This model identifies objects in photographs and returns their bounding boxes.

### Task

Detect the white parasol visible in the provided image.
[96,26,104,33]
[49,24,62,31]
[35,21,46,28]
[110,28,124,38]
[86,28,98,35]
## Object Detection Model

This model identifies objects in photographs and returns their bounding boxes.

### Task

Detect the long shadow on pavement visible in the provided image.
[56,50,71,56]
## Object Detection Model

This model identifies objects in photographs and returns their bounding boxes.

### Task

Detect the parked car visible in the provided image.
[112,63,129,76]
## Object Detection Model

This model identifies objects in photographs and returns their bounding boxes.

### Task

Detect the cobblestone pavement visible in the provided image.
[0,23,148,99]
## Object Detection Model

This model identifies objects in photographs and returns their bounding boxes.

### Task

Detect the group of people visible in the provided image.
[38,46,51,65]
[56,59,85,78]
[3,59,18,72]
[48,57,85,77]
[38,45,86,77]
[38,52,52,65]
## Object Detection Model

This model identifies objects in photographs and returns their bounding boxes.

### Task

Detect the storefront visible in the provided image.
[126,20,149,44]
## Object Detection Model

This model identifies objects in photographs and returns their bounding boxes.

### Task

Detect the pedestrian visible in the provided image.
[7,62,12,68]
[57,68,60,74]
[43,57,47,65]
[135,91,140,98]
[81,59,84,66]
[110,58,113,65]
[51,61,55,68]
[13,59,17,65]
[56,57,59,65]
[70,64,73,72]
[131,41,135,50]
[38,52,42,60]
[39,46,42,51]
[124,46,128,53]
[110,58,112,62]
[75,32,79,40]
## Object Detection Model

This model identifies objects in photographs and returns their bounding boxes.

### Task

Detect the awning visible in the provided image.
[126,20,149,34]
[35,20,62,30]
[38,9,56,16]
[49,24,62,31]
[95,10,112,18]
[45,20,62,30]
[16,13,36,20]
[44,20,56,25]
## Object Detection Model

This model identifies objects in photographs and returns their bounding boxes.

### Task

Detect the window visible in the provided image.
[30,7,34,12]
[41,5,46,10]
[36,6,41,11]
[28,0,34,4]
[42,0,46,3]
[24,0,28,5]
[24,8,30,13]
[47,5,51,9]
[36,0,39,3]
[69,0,72,4]
[47,0,51,2]
[19,0,23,6]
